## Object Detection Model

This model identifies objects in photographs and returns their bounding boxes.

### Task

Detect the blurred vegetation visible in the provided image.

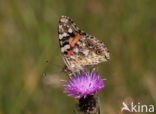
[0,0,156,114]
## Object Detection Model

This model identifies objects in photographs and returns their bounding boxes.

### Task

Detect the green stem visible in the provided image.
[97,96,101,114]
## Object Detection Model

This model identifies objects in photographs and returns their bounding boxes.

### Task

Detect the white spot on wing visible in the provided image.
[68,28,72,33]
[59,25,63,29]
[62,32,68,37]
[70,55,75,59]
[83,50,89,56]
[74,47,79,53]
[87,59,92,63]
[59,33,68,39]
[80,37,85,41]
[82,43,86,46]
[59,34,63,39]
[60,18,68,23]
[61,44,70,52]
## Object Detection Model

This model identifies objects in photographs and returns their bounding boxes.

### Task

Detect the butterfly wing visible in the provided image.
[58,16,110,73]
[58,16,80,70]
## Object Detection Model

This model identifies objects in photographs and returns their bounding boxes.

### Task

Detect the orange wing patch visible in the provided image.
[69,33,82,47]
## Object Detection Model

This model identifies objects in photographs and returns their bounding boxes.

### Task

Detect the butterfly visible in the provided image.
[58,16,110,74]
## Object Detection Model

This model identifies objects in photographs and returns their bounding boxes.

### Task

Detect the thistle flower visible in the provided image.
[64,70,104,99]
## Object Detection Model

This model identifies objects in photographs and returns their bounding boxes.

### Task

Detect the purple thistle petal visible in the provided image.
[64,70,104,99]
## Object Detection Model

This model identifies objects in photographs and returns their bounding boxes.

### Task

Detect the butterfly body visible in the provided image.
[58,16,110,73]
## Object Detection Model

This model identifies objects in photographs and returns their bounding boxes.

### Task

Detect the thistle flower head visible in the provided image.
[64,70,104,99]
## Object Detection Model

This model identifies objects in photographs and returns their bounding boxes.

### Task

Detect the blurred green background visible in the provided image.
[0,0,156,114]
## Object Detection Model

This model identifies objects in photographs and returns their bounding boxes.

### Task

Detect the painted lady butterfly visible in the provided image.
[58,16,110,73]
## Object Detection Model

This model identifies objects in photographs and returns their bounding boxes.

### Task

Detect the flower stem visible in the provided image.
[97,96,101,114]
